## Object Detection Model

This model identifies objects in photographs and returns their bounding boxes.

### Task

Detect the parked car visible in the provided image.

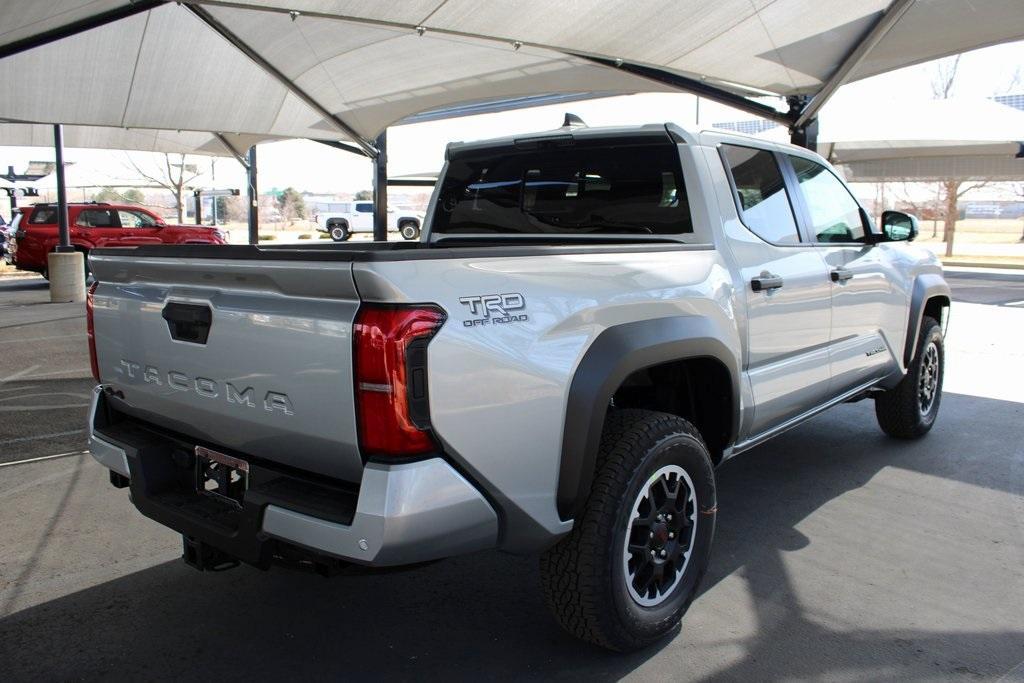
[314,201,426,241]
[9,202,226,277]
[0,212,9,260]
[85,121,949,652]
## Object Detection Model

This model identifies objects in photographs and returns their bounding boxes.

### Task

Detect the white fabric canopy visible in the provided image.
[820,99,1024,181]
[0,0,1021,152]
[0,121,270,158]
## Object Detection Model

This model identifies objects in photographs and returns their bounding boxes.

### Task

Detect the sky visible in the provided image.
[0,39,1021,203]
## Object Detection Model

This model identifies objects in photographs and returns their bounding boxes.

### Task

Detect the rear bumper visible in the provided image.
[87,386,498,567]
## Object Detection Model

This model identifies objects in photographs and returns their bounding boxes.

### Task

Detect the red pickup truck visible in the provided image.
[9,202,227,277]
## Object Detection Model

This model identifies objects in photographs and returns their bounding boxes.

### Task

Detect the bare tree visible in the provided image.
[940,180,989,257]
[124,153,202,223]
[930,55,960,99]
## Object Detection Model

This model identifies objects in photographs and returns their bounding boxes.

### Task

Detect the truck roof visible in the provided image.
[445,122,699,160]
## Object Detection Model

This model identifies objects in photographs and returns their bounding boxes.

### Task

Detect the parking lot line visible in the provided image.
[3,429,85,445]
[0,450,89,468]
[0,335,84,345]
[0,365,41,383]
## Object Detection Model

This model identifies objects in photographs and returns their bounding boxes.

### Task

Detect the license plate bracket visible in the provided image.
[195,445,249,508]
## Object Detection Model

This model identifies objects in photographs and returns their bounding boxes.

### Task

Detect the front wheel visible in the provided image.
[540,410,716,651]
[875,316,944,438]
[399,221,420,240]
[329,224,350,242]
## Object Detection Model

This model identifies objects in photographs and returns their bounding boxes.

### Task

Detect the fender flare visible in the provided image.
[556,316,741,520]
[904,274,951,367]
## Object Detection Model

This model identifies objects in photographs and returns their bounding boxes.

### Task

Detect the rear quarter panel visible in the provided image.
[354,247,739,550]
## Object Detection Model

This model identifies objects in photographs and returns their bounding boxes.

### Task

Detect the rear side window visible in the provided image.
[28,207,58,224]
[75,209,118,227]
[355,203,373,213]
[721,144,800,245]
[788,155,866,243]
[433,143,692,235]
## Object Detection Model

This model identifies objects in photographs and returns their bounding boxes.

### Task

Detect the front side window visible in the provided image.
[788,156,866,243]
[721,145,800,245]
[117,210,157,228]
[74,209,118,227]
[433,142,692,235]
[355,203,373,213]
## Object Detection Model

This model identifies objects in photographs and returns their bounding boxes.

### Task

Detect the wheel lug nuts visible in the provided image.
[650,550,656,557]
[649,531,654,538]
[668,532,674,539]
[666,514,672,521]
[660,550,667,558]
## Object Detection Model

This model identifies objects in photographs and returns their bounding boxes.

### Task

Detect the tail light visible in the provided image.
[354,305,445,457]
[86,281,99,382]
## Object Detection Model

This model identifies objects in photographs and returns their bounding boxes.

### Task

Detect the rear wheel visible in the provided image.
[540,409,716,651]
[329,223,350,242]
[399,221,420,240]
[875,316,943,438]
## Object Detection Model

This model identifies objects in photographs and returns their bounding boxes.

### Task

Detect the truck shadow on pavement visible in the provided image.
[1,393,1021,680]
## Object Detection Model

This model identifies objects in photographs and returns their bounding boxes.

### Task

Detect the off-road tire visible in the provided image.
[399,221,420,240]
[875,316,943,438]
[540,409,716,651]
[329,223,350,242]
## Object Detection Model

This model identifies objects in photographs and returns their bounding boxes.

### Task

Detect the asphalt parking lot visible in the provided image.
[1,269,1022,680]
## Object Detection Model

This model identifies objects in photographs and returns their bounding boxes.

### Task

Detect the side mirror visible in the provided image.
[879,210,918,242]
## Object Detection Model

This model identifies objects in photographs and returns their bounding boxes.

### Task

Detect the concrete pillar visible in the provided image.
[47,251,86,303]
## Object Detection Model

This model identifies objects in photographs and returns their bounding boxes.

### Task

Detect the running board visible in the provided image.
[723,378,882,460]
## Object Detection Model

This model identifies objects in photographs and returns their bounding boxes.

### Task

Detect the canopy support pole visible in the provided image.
[372,132,388,242]
[787,96,819,151]
[53,125,72,252]
[247,146,258,245]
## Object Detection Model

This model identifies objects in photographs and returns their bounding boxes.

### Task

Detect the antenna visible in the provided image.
[562,113,586,128]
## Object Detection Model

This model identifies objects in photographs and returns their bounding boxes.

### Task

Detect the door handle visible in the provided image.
[750,272,784,292]
[830,268,854,283]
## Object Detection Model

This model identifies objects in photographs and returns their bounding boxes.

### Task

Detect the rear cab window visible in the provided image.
[432,141,692,237]
[720,144,801,245]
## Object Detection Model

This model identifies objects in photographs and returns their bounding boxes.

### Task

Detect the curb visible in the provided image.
[940,260,1024,271]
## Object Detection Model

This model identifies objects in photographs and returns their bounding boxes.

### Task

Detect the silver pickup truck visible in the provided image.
[86,120,950,651]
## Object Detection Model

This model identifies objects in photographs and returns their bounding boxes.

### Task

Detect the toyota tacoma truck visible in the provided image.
[86,121,949,651]
[314,200,426,241]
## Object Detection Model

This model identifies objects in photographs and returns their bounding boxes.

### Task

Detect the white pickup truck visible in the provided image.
[86,120,949,651]
[314,200,426,241]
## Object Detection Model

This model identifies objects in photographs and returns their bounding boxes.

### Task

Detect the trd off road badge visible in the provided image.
[459,293,528,327]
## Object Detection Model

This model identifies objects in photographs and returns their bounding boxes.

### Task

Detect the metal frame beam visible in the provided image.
[0,0,167,60]
[793,0,916,130]
[184,4,378,158]
[313,139,371,158]
[214,133,250,168]
[571,55,793,127]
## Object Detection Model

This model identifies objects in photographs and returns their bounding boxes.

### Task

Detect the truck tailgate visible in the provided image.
[89,253,363,482]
